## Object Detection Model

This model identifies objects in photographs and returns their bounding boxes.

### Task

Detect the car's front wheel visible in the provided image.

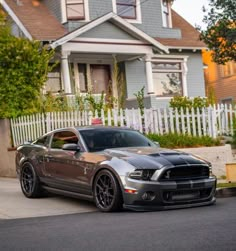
[93,170,123,212]
[20,162,44,198]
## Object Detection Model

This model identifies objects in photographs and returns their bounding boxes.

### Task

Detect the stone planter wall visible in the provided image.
[0,119,16,177]
[177,144,233,178]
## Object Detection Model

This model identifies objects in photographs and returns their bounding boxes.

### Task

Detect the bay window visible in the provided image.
[152,61,183,97]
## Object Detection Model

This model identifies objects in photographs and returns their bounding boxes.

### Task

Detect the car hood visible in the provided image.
[104,147,209,169]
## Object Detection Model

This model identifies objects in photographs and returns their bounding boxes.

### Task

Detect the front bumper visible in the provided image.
[122,177,216,211]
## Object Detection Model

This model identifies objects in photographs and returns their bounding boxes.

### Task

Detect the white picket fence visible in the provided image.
[10,104,236,147]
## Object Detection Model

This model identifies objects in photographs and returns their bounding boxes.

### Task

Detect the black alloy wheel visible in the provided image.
[94,170,123,212]
[20,162,43,198]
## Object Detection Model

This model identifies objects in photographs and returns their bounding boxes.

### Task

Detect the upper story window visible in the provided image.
[113,0,142,23]
[66,0,85,20]
[162,0,172,28]
[116,0,136,19]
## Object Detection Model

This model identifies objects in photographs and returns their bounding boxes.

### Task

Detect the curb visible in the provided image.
[216,187,236,198]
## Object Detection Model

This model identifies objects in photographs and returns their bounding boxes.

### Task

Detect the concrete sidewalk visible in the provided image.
[0,178,97,219]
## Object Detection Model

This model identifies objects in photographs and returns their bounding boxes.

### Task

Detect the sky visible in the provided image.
[172,0,210,29]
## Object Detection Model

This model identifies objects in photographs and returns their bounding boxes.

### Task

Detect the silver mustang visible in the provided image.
[16,126,216,212]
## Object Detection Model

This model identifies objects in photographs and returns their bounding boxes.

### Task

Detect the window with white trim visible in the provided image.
[152,61,183,97]
[113,0,142,23]
[66,0,85,20]
[161,0,172,28]
[116,0,136,19]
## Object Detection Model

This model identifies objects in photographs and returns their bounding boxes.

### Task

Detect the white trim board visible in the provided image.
[61,42,153,54]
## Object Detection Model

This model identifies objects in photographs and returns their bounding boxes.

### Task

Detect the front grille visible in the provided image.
[163,188,212,202]
[159,165,209,181]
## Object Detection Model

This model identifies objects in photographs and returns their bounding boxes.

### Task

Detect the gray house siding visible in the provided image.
[133,0,181,38]
[43,0,62,23]
[80,22,137,40]
[125,60,147,99]
[150,97,172,108]
[64,0,181,38]
[186,52,206,97]
[89,0,113,20]
[126,96,152,109]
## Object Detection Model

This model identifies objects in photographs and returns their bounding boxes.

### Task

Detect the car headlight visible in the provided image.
[209,164,213,176]
[129,169,156,181]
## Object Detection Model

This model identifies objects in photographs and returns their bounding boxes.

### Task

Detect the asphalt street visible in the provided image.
[0,197,235,251]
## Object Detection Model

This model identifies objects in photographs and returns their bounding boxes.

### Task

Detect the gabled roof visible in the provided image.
[156,10,206,49]
[1,1,204,50]
[2,0,66,41]
[50,12,169,54]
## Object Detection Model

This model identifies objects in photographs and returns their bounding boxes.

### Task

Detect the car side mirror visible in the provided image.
[62,143,80,152]
[154,141,160,147]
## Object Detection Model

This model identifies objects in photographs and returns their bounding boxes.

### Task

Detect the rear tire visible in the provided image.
[93,170,123,212]
[20,162,44,198]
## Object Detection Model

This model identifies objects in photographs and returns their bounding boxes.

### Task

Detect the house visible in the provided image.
[0,0,206,108]
[203,49,236,105]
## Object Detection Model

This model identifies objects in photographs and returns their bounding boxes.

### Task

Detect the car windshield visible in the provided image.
[80,129,156,152]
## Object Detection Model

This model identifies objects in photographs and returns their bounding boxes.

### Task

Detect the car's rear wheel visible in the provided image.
[20,162,44,198]
[93,170,123,212]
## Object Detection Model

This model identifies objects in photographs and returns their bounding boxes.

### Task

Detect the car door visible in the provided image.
[44,129,91,195]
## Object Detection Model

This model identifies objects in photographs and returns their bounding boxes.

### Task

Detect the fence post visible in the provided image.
[211,106,217,138]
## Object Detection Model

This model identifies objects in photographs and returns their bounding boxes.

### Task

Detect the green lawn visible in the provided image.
[217,182,236,188]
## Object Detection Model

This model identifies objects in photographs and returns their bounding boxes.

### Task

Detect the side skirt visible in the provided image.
[42,185,94,202]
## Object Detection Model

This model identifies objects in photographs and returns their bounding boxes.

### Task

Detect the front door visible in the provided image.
[90,65,111,95]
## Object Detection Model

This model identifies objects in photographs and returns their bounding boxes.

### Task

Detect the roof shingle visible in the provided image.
[5,0,66,41]
[156,10,205,48]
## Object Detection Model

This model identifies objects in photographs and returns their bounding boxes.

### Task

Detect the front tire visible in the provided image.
[20,162,44,198]
[93,170,123,212]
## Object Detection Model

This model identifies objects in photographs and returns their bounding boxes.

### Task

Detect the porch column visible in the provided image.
[182,57,188,96]
[145,55,154,94]
[61,51,72,94]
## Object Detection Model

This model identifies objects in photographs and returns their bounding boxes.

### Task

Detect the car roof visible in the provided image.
[44,126,134,136]
[76,126,133,131]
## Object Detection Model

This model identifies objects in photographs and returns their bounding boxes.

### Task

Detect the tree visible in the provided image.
[200,0,236,64]
[0,12,55,118]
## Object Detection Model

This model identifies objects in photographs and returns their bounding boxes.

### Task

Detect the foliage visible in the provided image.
[199,0,236,64]
[232,116,236,146]
[217,182,236,188]
[147,133,221,149]
[38,92,71,113]
[170,96,209,112]
[0,13,55,118]
[85,91,105,117]
[162,73,181,96]
[134,86,145,115]
[206,86,216,105]
[112,56,126,109]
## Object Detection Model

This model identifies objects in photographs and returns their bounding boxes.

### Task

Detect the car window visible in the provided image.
[80,129,156,152]
[51,131,79,149]
[34,135,50,147]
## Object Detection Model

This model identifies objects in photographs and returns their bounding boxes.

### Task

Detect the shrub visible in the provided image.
[147,133,221,149]
[170,96,209,112]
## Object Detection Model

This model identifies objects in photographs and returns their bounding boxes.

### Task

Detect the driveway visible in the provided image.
[0,178,97,219]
